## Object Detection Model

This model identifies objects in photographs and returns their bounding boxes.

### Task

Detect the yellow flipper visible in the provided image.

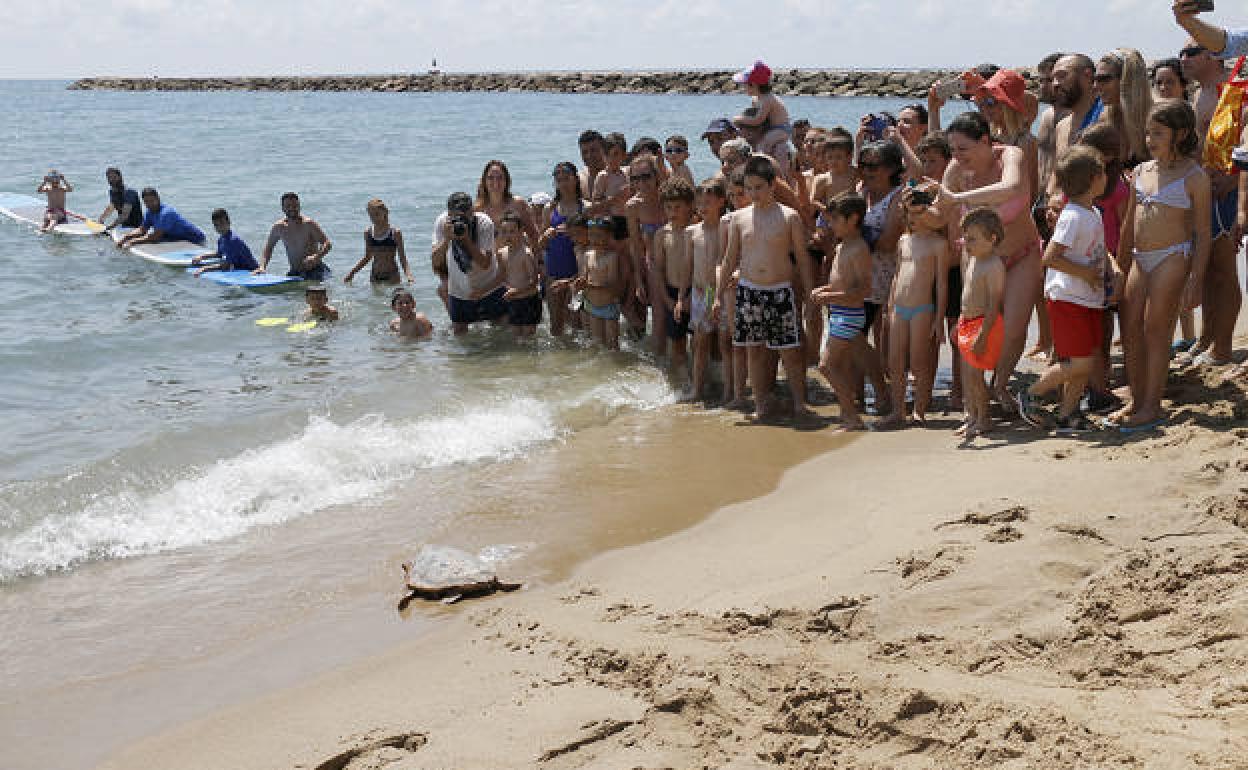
[255,317,290,327]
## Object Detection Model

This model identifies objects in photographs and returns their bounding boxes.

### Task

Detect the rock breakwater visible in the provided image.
[69,69,1036,99]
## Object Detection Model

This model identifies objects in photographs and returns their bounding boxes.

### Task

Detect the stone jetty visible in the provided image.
[68,69,1037,99]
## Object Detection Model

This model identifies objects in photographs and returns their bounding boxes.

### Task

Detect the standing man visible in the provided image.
[1034,53,1067,196]
[701,118,739,163]
[1179,39,1242,366]
[577,130,606,204]
[98,167,142,232]
[116,187,206,249]
[431,192,507,334]
[1049,54,1103,188]
[257,192,333,281]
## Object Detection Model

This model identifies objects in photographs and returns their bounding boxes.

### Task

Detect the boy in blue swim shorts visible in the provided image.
[812,193,887,431]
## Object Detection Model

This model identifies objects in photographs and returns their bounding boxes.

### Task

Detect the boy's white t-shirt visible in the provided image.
[1045,202,1106,308]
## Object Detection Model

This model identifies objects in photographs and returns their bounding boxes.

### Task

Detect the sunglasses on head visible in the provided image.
[1179,46,1206,58]
[630,172,655,182]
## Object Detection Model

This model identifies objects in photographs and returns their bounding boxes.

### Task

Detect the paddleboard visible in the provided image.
[185,268,304,289]
[0,192,104,235]
[111,227,210,266]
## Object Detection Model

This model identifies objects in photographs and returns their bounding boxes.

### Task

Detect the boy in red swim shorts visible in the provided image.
[1015,146,1108,434]
[956,208,1006,440]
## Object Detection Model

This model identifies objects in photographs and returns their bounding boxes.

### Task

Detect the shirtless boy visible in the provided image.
[714,156,815,422]
[812,193,887,431]
[689,179,729,402]
[258,192,333,281]
[665,136,695,187]
[498,211,542,338]
[653,178,696,385]
[955,208,1008,439]
[36,170,73,232]
[594,133,642,329]
[880,190,948,428]
[577,218,624,350]
[389,288,434,339]
[810,135,859,209]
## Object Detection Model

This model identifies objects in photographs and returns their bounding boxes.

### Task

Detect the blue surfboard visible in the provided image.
[185,268,304,289]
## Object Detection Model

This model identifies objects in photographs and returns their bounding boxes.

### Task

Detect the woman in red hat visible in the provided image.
[975,70,1040,205]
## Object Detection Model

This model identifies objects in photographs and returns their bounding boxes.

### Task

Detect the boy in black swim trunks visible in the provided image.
[498,211,542,338]
[653,177,696,387]
[714,156,815,423]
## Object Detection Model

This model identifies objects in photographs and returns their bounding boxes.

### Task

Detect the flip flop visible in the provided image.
[1117,418,1165,435]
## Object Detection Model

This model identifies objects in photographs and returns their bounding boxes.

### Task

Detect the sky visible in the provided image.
[0,0,1213,78]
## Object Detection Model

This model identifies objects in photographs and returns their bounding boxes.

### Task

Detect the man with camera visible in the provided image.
[432,191,507,334]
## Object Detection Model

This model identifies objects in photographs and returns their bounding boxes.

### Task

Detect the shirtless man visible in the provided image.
[257,192,333,281]
[713,156,815,423]
[577,130,607,204]
[1050,54,1101,184]
[1034,52,1067,196]
[1181,39,1242,365]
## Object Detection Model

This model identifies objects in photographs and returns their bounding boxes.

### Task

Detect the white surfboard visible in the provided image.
[0,192,104,235]
[110,226,211,267]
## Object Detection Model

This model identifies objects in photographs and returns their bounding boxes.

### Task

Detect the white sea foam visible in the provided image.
[0,400,558,581]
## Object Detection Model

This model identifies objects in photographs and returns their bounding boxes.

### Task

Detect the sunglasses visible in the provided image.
[629,172,655,182]
[1093,73,1119,83]
[664,146,688,154]
[1179,46,1206,58]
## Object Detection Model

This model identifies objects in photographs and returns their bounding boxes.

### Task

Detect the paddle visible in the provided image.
[67,211,105,234]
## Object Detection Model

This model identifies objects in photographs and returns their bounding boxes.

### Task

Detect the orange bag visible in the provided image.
[1202,56,1248,173]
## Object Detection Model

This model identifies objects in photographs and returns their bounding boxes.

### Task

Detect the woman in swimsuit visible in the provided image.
[1113,100,1210,430]
[625,154,669,352]
[859,141,906,360]
[476,160,540,247]
[936,111,1044,410]
[344,198,411,284]
[538,162,588,336]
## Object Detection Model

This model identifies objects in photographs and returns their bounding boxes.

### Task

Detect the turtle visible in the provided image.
[400,545,523,605]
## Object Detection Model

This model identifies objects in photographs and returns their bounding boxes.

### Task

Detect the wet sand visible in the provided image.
[95,337,1248,770]
[2,403,841,770]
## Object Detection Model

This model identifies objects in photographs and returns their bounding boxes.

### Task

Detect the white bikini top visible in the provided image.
[1134,162,1198,210]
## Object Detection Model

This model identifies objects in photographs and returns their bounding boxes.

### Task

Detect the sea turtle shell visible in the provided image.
[401,545,522,603]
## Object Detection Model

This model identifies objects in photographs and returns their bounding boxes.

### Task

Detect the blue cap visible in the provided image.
[701,118,737,138]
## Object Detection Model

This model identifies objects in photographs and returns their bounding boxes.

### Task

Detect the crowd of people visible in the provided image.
[57,2,1247,438]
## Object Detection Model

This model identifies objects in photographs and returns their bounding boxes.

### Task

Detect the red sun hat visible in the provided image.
[978,69,1027,114]
[733,60,773,86]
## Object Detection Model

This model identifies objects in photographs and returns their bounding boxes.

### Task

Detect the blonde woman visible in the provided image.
[1095,48,1153,168]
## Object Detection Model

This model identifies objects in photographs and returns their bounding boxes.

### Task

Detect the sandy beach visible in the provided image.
[96,344,1248,770]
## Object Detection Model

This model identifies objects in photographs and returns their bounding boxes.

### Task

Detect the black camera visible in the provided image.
[450,215,470,237]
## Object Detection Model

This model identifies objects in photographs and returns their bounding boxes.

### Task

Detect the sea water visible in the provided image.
[0,79,937,769]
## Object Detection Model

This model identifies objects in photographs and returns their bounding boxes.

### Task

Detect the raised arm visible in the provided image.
[944,146,1028,209]
[1172,2,1230,53]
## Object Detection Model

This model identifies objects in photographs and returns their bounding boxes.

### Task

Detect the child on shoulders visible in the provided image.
[732,60,792,170]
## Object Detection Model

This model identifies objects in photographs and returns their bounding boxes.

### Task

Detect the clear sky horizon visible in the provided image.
[0,0,1219,79]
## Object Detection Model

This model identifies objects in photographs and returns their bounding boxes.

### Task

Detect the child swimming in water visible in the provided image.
[731,60,792,168]
[304,284,340,321]
[344,198,412,284]
[389,288,433,339]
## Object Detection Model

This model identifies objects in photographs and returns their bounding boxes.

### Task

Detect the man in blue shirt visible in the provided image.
[116,187,207,250]
[191,208,259,275]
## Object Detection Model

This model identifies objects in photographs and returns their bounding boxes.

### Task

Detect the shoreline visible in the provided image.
[66,68,1035,98]
[95,338,1248,769]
